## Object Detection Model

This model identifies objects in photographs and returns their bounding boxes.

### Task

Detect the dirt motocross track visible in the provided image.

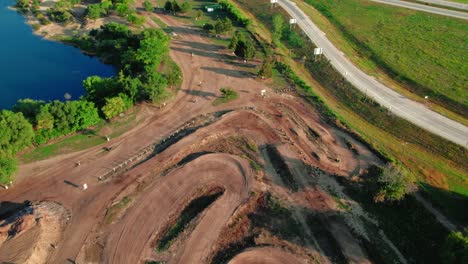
[0,11,383,264]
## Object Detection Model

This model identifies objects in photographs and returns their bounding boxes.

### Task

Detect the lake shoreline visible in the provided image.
[0,0,116,108]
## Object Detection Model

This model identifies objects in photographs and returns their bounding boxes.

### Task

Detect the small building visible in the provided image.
[205,4,222,12]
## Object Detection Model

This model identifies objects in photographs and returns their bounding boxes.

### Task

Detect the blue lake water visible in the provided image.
[0,0,115,109]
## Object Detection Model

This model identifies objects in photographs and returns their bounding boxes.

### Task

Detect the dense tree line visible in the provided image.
[85,23,174,103]
[0,23,178,183]
[86,0,145,25]
[164,1,192,14]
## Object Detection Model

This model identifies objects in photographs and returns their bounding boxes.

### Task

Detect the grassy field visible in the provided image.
[303,0,468,116]
[449,0,468,4]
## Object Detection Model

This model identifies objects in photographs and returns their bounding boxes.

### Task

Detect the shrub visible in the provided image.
[441,231,468,264]
[102,94,133,119]
[0,157,18,184]
[362,164,411,203]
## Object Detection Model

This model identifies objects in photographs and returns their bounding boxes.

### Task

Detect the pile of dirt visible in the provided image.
[0,201,70,264]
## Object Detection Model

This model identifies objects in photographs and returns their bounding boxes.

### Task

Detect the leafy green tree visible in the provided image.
[363,165,411,203]
[83,76,121,106]
[115,3,130,16]
[113,0,134,4]
[35,106,55,131]
[229,30,242,50]
[101,0,113,10]
[0,110,34,155]
[203,23,214,32]
[143,0,153,12]
[136,29,170,68]
[214,17,233,34]
[102,94,133,119]
[86,1,113,20]
[118,71,142,101]
[46,8,73,23]
[374,165,410,203]
[0,157,17,184]
[73,100,100,130]
[258,59,274,78]
[282,30,303,48]
[86,4,103,20]
[272,14,285,45]
[180,1,192,13]
[164,0,173,12]
[143,71,168,102]
[235,39,255,60]
[165,65,182,87]
[16,0,30,9]
[171,0,181,13]
[43,100,99,135]
[441,231,468,264]
[127,12,145,25]
[32,0,40,10]
[13,99,45,123]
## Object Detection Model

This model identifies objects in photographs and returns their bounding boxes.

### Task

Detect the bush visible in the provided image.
[441,231,468,264]
[0,157,18,184]
[127,12,145,25]
[143,0,153,12]
[214,17,233,34]
[213,88,238,106]
[362,165,411,203]
[258,59,274,78]
[217,0,251,27]
[46,8,73,23]
[102,94,133,119]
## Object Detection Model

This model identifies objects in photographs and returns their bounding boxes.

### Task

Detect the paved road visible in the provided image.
[410,0,468,11]
[372,0,468,20]
[279,0,468,147]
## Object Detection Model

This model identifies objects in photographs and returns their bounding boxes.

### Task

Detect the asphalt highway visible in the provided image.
[411,0,468,11]
[279,0,468,147]
[372,0,468,20]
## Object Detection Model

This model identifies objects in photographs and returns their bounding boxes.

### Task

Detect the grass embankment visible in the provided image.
[19,107,138,163]
[232,0,468,225]
[156,190,223,251]
[303,0,468,117]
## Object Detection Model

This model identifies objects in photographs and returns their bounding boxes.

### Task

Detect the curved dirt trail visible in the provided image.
[104,154,251,264]
[228,247,308,264]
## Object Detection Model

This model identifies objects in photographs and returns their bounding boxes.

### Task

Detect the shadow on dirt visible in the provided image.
[201,66,254,78]
[181,89,216,98]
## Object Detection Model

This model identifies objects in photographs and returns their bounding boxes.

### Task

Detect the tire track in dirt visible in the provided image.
[104,154,251,264]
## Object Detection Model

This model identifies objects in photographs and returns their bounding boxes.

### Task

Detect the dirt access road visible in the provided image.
[1,10,383,264]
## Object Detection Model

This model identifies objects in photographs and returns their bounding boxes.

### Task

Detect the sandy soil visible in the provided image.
[0,6,386,264]
[0,202,69,264]
[229,247,309,264]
